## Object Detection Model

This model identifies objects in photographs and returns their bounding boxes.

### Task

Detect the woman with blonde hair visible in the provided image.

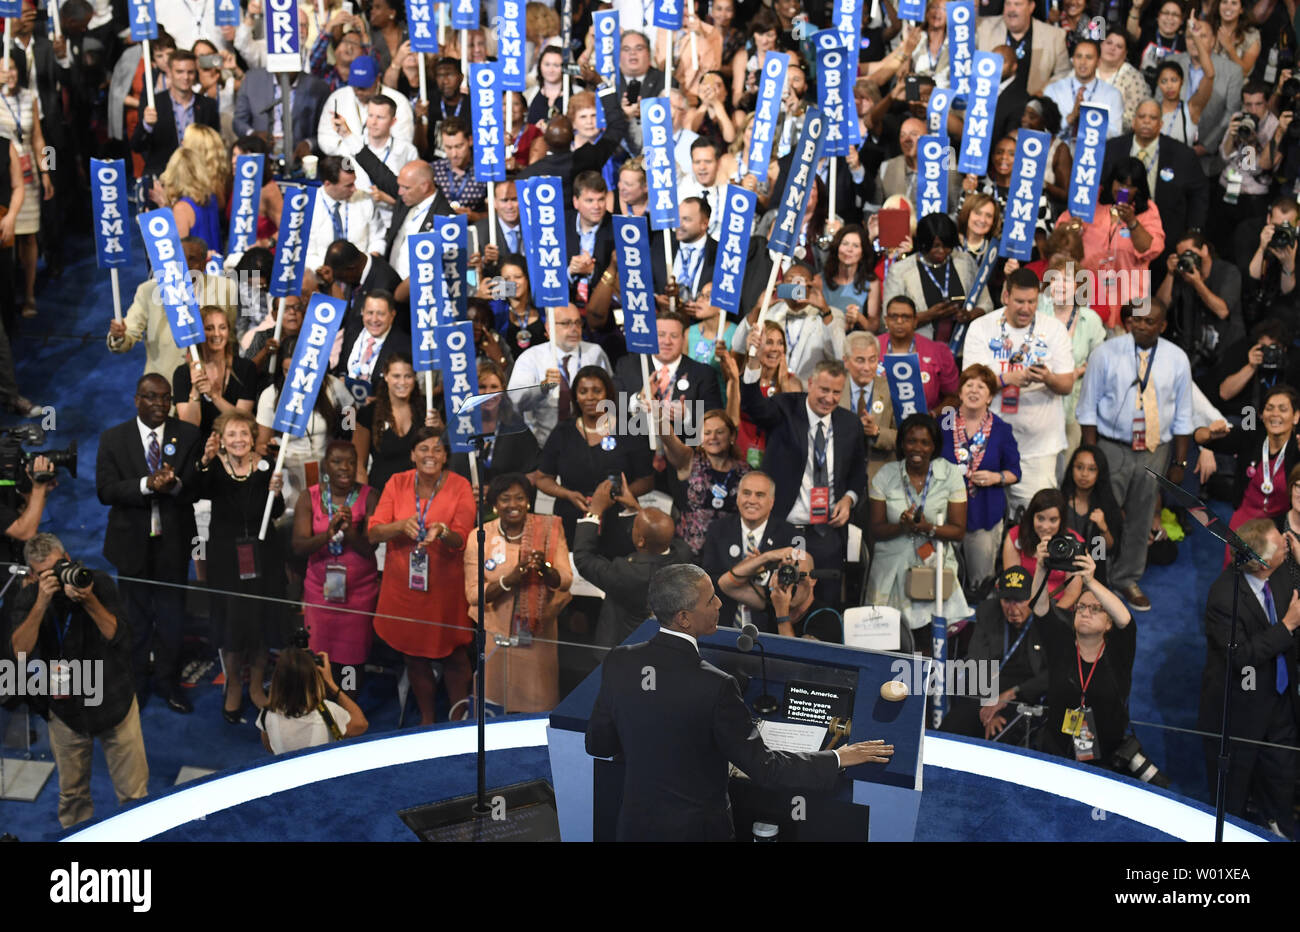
[153,148,223,252]
[182,123,231,208]
[0,58,51,318]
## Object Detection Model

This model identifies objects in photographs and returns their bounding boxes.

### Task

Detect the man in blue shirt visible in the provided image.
[1076,303,1194,612]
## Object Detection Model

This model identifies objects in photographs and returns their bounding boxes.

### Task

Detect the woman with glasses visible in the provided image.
[1028,550,1136,767]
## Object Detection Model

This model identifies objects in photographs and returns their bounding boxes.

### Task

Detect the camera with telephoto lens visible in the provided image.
[1261,342,1286,369]
[1271,222,1297,250]
[1176,249,1202,275]
[1111,734,1171,788]
[775,562,810,588]
[0,425,77,489]
[52,559,93,590]
[1235,111,1259,144]
[1044,533,1086,572]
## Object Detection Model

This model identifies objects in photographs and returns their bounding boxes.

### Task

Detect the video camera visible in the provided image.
[0,426,76,490]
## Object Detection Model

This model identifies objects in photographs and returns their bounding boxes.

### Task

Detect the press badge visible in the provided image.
[50,661,71,700]
[18,151,34,186]
[1131,413,1147,451]
[810,486,830,524]
[1001,384,1020,414]
[235,536,259,580]
[409,547,429,591]
[1072,707,1100,762]
[323,563,348,603]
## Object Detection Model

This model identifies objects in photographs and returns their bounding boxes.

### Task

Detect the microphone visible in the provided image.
[736,622,759,652]
[735,623,778,715]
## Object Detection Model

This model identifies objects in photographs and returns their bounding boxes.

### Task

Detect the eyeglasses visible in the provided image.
[1075,602,1107,616]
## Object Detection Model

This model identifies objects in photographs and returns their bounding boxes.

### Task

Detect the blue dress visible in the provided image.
[940,412,1021,532]
[181,195,222,254]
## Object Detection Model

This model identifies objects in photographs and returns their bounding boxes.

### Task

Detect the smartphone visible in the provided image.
[608,473,622,498]
[878,207,911,249]
[341,0,354,13]
[1115,188,1131,204]
[249,12,264,40]
[198,53,222,70]
[626,78,642,105]
[905,74,921,102]
[776,282,807,301]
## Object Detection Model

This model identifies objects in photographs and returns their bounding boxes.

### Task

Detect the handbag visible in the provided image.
[904,565,959,601]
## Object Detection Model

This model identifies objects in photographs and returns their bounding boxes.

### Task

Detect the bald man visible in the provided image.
[348,146,455,277]
[574,475,694,649]
[721,547,844,642]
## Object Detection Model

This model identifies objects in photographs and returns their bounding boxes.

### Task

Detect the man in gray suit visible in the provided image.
[874,117,962,210]
[234,68,330,161]
[1167,22,1243,177]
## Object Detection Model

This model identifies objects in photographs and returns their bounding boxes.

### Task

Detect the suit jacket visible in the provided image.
[838,373,897,482]
[473,215,526,262]
[352,145,456,261]
[739,382,868,522]
[965,598,1048,700]
[518,87,629,204]
[333,325,412,380]
[1101,133,1209,246]
[233,69,329,155]
[11,37,65,146]
[699,514,798,629]
[96,417,201,580]
[586,630,841,841]
[1198,568,1300,740]
[1165,49,1244,173]
[651,235,718,296]
[873,154,963,212]
[343,254,405,325]
[612,353,725,432]
[565,212,616,303]
[772,152,857,226]
[572,519,695,648]
[975,17,1071,96]
[616,67,666,102]
[129,92,220,179]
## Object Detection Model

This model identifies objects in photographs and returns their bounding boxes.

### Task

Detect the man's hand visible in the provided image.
[1025,364,1050,385]
[1196,445,1218,483]
[1070,551,1097,585]
[769,575,794,615]
[108,319,127,342]
[64,579,95,603]
[588,481,613,515]
[332,112,351,137]
[828,495,853,527]
[861,411,879,436]
[315,264,335,290]
[148,463,177,493]
[569,253,596,276]
[1282,589,1300,632]
[836,739,895,766]
[34,568,61,607]
[143,105,158,127]
[1001,367,1030,388]
[542,367,562,388]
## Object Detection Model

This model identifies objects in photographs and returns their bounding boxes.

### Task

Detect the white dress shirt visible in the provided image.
[658,626,699,651]
[317,86,415,156]
[159,0,220,54]
[788,401,835,526]
[305,188,374,270]
[507,340,614,446]
[672,237,710,298]
[678,178,727,238]
[346,327,391,383]
[1043,75,1125,140]
[390,193,438,277]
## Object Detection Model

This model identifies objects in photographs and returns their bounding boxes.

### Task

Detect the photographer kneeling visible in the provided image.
[1027,548,1138,769]
[719,547,843,642]
[256,647,367,755]
[5,533,147,828]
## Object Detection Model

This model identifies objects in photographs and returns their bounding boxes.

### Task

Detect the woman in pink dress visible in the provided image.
[292,441,381,687]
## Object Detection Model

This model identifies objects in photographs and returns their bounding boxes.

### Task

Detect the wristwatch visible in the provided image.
[1172,459,1188,469]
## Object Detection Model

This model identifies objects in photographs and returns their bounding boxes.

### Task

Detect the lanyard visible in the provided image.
[1,93,22,145]
[919,258,952,297]
[320,484,360,555]
[1261,436,1288,495]
[445,168,473,205]
[1071,78,1095,102]
[678,244,700,289]
[999,313,1036,363]
[786,315,811,362]
[1000,618,1032,672]
[54,613,72,653]
[414,475,442,541]
[1076,639,1107,706]
[901,462,933,518]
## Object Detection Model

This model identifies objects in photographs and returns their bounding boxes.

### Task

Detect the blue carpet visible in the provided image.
[0,231,1243,840]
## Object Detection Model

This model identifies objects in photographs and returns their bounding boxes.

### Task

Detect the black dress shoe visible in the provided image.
[222,706,242,724]
[166,694,193,714]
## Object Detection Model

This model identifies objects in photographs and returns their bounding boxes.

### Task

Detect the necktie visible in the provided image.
[505,227,519,254]
[147,431,161,473]
[813,421,828,488]
[1262,584,1290,694]
[857,385,868,418]
[1137,349,1161,445]
[654,365,673,401]
[557,354,573,421]
[331,201,345,241]
[745,530,759,557]
[362,334,377,367]
[1138,145,1157,194]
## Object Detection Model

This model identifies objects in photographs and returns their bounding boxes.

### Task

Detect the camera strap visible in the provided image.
[317,702,344,741]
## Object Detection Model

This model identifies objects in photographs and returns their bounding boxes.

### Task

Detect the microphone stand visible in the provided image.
[752,640,778,715]
[470,427,492,816]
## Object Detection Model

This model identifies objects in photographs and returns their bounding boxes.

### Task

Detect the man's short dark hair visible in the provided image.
[885,295,917,315]
[364,290,397,314]
[169,49,197,67]
[1271,195,1300,216]
[437,56,463,74]
[440,116,470,139]
[1006,267,1041,293]
[1250,317,1288,346]
[682,195,710,220]
[319,155,353,185]
[574,170,608,197]
[136,373,171,394]
[367,95,397,118]
[649,564,709,626]
[1073,37,1101,58]
[1243,80,1271,98]
[690,137,719,156]
[234,134,270,154]
[324,240,364,270]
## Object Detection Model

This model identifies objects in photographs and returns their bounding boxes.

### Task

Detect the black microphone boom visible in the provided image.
[736,623,778,715]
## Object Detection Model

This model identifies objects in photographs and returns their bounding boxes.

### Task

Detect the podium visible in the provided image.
[547,620,930,841]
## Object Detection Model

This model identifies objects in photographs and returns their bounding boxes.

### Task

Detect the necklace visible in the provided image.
[502,525,526,542]
[224,454,253,481]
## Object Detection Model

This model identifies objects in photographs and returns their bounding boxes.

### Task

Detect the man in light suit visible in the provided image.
[975,0,1071,96]
[233,67,330,162]
[840,331,896,484]
[585,563,893,841]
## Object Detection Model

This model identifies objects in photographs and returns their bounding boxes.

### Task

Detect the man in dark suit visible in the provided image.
[740,359,866,607]
[518,76,628,205]
[566,171,616,306]
[95,374,201,713]
[129,49,220,186]
[333,290,412,392]
[613,312,723,438]
[700,471,797,630]
[1102,100,1210,253]
[1198,519,1300,837]
[585,562,893,841]
[318,240,403,326]
[233,67,330,162]
[474,179,524,273]
[347,151,454,283]
[615,30,664,157]
[650,197,717,299]
[572,482,694,649]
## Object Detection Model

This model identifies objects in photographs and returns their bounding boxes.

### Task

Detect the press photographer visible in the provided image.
[1243,197,1300,322]
[256,645,368,755]
[1217,82,1287,252]
[1154,232,1244,378]
[1216,319,1300,424]
[5,533,147,828]
[719,547,843,642]
[0,422,74,562]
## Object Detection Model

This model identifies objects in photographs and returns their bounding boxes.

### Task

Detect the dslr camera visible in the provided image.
[1175,249,1202,276]
[0,425,76,490]
[1235,111,1259,144]
[775,562,810,588]
[52,559,94,589]
[1044,533,1086,572]
[291,624,326,666]
[1271,222,1297,250]
[1261,342,1286,369]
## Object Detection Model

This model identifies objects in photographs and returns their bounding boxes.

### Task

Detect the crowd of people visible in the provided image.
[1,0,1298,839]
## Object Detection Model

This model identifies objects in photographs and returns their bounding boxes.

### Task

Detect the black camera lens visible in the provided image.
[776,563,798,587]
[52,559,93,589]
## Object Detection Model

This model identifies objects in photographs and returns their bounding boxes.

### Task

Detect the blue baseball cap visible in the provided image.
[347,55,378,89]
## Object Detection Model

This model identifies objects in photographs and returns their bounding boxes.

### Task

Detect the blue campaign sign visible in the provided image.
[407,0,439,53]
[521,177,568,307]
[999,128,1051,261]
[946,1,975,100]
[641,96,679,230]
[916,135,949,218]
[137,209,204,349]
[215,0,240,28]
[226,153,265,256]
[266,0,301,73]
[897,0,924,20]
[769,106,827,259]
[813,31,851,157]
[883,353,928,422]
[497,0,526,90]
[926,87,953,136]
[270,185,315,298]
[451,0,477,30]
[90,159,130,269]
[272,294,347,437]
[469,63,505,182]
[711,185,756,315]
[746,52,788,179]
[516,178,546,305]
[956,50,1002,175]
[409,232,440,371]
[613,216,659,355]
[127,0,156,41]
[435,215,470,323]
[833,0,863,72]
[438,321,484,453]
[1067,104,1109,223]
[652,0,681,31]
[593,10,619,83]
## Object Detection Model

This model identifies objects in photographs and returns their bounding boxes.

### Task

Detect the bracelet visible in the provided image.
[774,614,791,625]
[499,575,512,592]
